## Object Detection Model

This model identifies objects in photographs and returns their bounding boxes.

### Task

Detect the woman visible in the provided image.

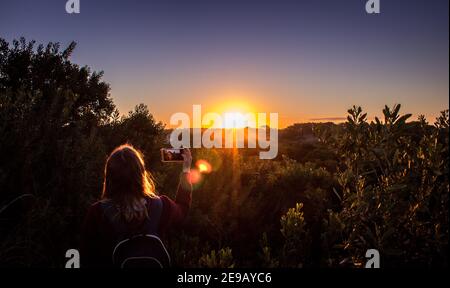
[81,144,192,267]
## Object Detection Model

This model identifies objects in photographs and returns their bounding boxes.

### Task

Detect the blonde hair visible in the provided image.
[102,144,156,222]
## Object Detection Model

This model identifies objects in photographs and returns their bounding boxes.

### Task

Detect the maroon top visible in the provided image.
[80,172,192,267]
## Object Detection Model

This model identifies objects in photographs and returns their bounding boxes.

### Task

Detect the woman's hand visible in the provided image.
[181,148,192,173]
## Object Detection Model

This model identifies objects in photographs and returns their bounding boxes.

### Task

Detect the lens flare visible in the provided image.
[196,159,212,174]
[187,169,202,184]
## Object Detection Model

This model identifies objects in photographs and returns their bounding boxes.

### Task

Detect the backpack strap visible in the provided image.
[144,197,163,236]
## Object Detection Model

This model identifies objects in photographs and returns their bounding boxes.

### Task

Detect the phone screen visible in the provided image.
[161,148,184,162]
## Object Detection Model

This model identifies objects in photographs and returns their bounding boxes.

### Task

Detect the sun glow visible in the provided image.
[223,111,248,128]
[207,102,258,129]
[217,101,257,129]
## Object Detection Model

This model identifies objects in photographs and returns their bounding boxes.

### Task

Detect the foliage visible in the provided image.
[0,38,448,268]
[258,233,279,268]
[280,203,310,267]
[317,105,449,267]
[198,247,235,268]
[0,38,164,266]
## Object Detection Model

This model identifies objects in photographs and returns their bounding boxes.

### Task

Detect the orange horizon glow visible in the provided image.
[114,87,448,129]
[113,76,449,130]
[153,103,447,129]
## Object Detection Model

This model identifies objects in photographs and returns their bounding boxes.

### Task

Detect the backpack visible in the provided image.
[100,197,171,268]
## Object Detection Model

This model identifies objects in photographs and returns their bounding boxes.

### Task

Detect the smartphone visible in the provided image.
[161,148,184,162]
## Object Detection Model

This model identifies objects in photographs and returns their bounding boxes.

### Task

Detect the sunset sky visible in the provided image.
[1,0,448,128]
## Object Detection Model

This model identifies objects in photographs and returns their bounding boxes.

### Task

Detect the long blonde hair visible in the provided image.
[102,144,156,222]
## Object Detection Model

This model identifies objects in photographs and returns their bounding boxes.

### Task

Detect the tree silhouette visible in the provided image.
[0,38,164,266]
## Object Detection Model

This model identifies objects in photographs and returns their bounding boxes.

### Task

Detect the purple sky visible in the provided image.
[1,0,448,127]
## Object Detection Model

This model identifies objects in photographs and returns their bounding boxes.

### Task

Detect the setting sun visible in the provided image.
[213,99,257,129]
[223,112,248,128]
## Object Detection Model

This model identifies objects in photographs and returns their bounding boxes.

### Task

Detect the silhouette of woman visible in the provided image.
[81,144,192,267]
